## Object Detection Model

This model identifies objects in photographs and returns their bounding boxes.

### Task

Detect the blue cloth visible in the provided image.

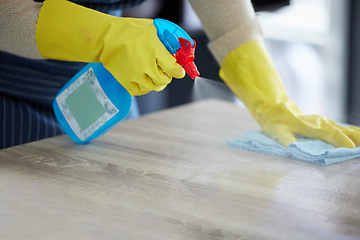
[226,131,360,165]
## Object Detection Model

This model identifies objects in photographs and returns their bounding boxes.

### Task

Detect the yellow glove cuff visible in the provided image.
[36,0,114,62]
[219,40,294,123]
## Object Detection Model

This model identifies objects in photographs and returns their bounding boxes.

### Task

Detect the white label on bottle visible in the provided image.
[56,67,119,141]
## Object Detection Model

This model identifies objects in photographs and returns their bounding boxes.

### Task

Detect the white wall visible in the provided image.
[260,0,349,122]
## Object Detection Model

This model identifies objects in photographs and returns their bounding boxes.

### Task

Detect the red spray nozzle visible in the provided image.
[183,62,200,79]
[173,38,200,79]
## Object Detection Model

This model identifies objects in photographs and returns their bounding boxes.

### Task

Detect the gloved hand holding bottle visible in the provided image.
[35,0,199,144]
[36,0,185,96]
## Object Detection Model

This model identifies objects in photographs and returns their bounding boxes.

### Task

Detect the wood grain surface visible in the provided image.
[1,99,360,240]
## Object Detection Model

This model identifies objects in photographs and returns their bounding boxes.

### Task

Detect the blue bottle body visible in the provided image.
[53,62,132,144]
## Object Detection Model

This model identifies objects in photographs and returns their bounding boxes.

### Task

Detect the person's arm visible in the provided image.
[0,0,43,58]
[188,0,360,148]
[188,0,261,64]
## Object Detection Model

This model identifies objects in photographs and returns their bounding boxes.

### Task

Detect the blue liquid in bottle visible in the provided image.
[53,62,132,144]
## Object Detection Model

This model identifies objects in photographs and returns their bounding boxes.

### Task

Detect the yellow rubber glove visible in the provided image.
[220,40,360,149]
[36,0,185,96]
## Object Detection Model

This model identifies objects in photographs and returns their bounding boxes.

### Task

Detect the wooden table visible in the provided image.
[1,99,360,240]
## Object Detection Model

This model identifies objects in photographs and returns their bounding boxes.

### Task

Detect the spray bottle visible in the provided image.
[52,18,199,144]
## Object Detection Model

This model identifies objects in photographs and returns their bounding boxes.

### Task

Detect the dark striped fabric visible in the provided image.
[0,0,145,149]
[0,52,86,149]
[33,0,146,12]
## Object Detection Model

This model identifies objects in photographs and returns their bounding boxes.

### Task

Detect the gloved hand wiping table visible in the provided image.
[188,0,360,149]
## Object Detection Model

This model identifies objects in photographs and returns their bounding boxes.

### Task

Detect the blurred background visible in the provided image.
[124,0,360,125]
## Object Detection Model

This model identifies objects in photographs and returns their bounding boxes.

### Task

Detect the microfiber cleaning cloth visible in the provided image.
[226,131,360,165]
